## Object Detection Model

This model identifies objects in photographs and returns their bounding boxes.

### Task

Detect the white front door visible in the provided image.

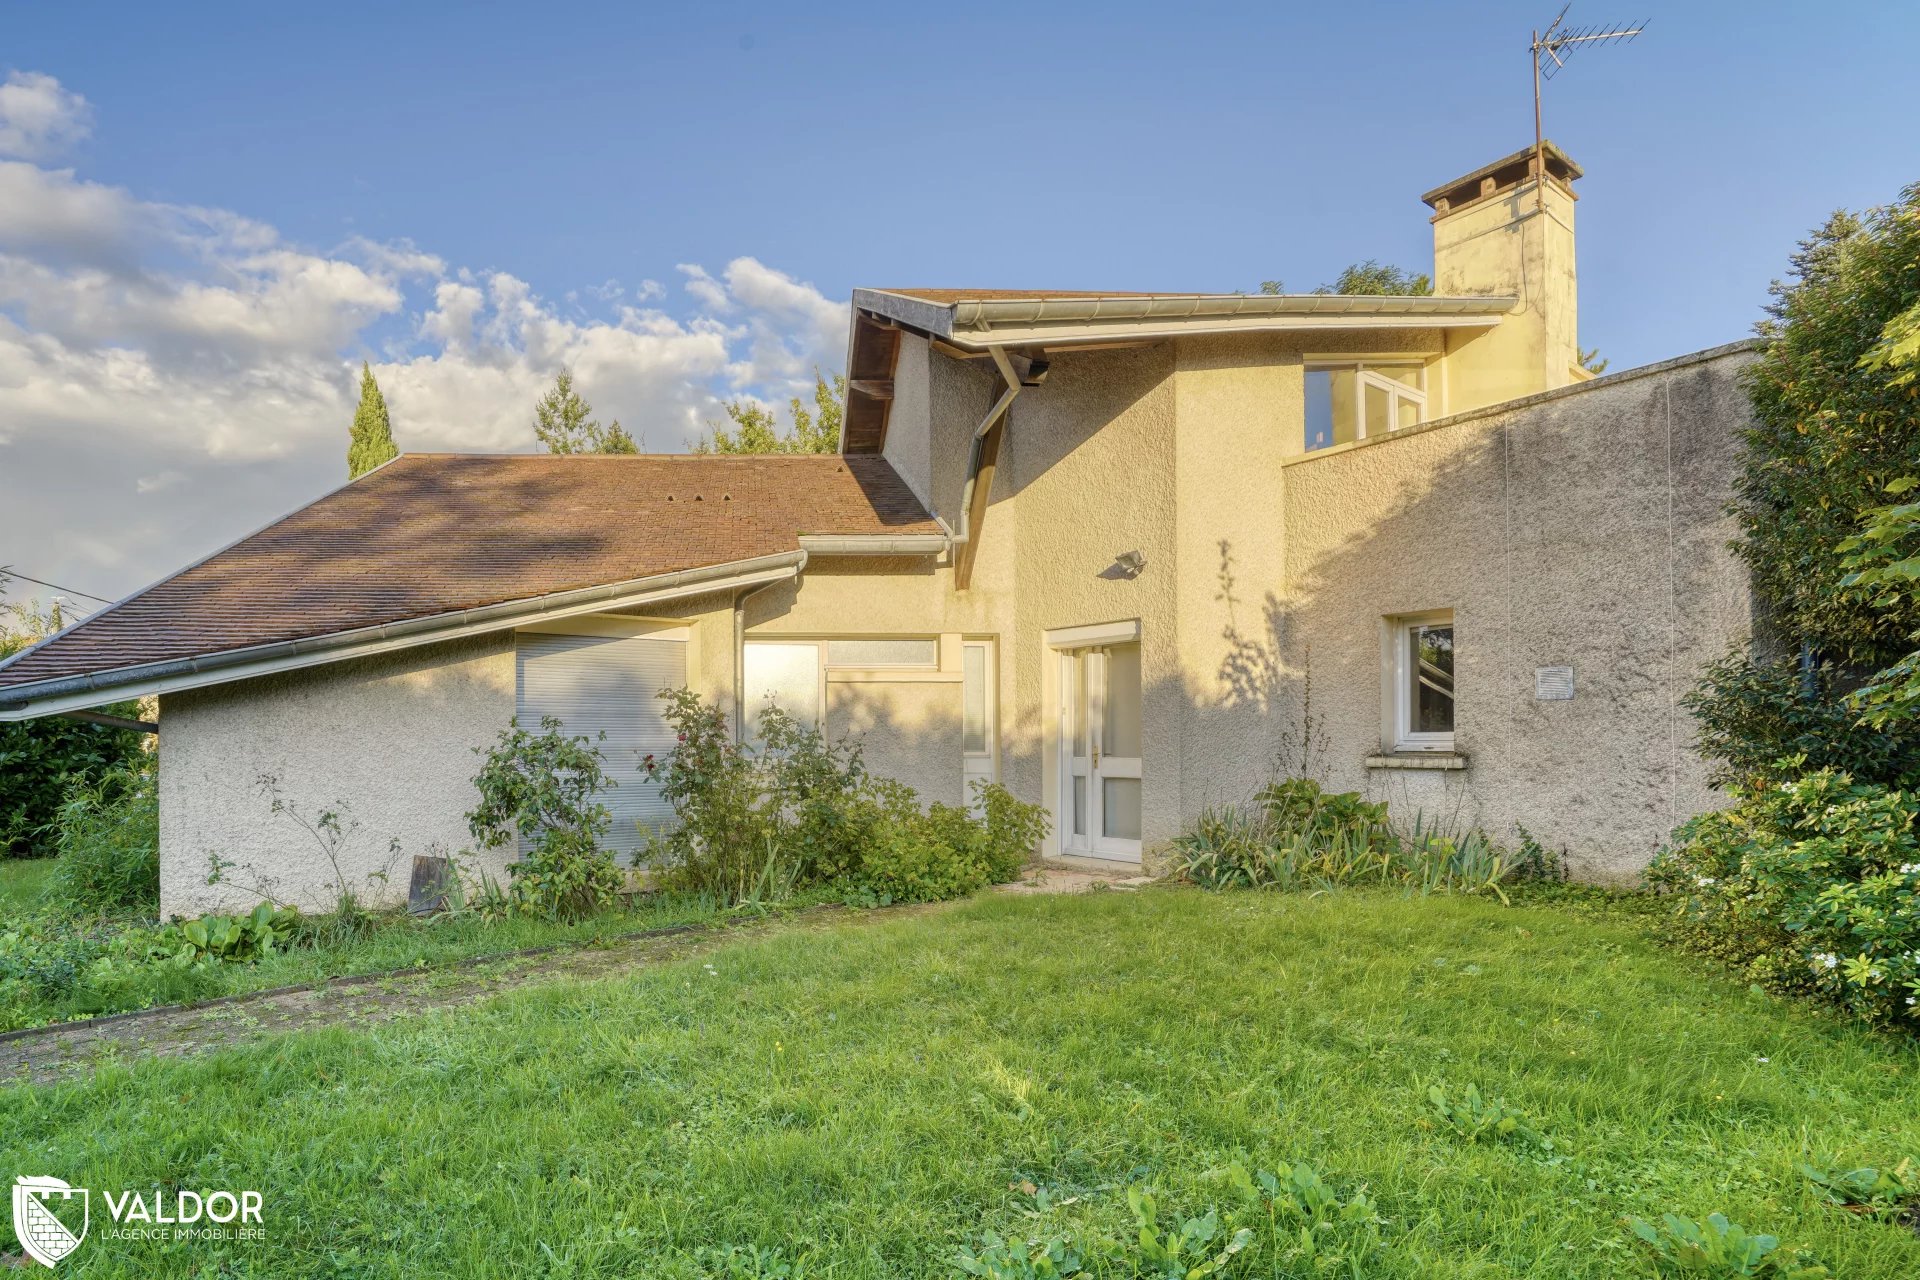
[1058,639,1143,861]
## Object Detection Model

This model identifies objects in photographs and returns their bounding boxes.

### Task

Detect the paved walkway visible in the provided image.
[0,868,1157,1087]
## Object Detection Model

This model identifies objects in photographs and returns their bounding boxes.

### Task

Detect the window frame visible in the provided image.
[1304,357,1433,451]
[1389,610,1456,753]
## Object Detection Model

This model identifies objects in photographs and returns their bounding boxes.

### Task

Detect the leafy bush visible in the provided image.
[1626,1212,1828,1278]
[644,689,1044,906]
[1684,650,1920,790]
[645,689,788,901]
[1647,767,1920,1027]
[468,718,623,921]
[158,902,299,962]
[44,756,158,915]
[976,781,1047,883]
[1169,777,1515,899]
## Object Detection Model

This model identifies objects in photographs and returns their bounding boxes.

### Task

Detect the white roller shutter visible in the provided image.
[514,632,686,863]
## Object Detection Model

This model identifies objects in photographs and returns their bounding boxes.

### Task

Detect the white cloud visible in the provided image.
[0,71,853,599]
[0,71,92,161]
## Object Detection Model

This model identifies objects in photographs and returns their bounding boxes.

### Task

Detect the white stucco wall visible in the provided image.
[158,635,517,917]
[1279,344,1759,878]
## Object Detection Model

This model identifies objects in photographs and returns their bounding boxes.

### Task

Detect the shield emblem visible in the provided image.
[13,1176,89,1268]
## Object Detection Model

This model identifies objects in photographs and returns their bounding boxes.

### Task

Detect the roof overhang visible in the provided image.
[796,532,949,556]
[851,288,1515,351]
[0,552,808,722]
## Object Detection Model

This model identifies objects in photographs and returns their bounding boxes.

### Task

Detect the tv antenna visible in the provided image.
[1530,5,1645,209]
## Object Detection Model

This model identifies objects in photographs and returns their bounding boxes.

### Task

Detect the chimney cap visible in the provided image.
[1422,142,1582,213]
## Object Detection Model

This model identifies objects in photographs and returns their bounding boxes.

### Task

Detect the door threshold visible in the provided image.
[1043,853,1145,876]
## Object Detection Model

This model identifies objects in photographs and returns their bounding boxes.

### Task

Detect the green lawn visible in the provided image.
[0,857,53,912]
[4,887,1918,1278]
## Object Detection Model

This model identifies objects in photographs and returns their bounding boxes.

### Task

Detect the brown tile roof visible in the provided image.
[0,453,939,691]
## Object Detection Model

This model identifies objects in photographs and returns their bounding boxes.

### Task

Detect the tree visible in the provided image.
[533,369,639,455]
[697,371,844,455]
[1735,186,1920,670]
[1685,182,1920,787]
[0,586,144,857]
[347,362,399,479]
[1257,260,1434,298]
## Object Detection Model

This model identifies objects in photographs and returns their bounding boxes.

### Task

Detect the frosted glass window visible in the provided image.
[962,644,989,754]
[1102,779,1142,840]
[825,638,937,668]
[516,632,686,863]
[1102,643,1142,758]
[744,643,820,736]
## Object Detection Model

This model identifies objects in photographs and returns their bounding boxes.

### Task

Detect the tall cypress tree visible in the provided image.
[348,362,399,478]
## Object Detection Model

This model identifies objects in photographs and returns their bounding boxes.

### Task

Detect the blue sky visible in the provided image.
[2,1,1918,604]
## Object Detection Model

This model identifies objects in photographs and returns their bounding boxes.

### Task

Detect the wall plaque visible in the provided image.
[1535,665,1575,701]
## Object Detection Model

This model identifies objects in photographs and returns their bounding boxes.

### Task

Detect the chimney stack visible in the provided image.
[1422,143,1584,413]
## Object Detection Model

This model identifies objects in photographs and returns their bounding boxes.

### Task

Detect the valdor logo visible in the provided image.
[12,1176,88,1268]
[11,1176,265,1266]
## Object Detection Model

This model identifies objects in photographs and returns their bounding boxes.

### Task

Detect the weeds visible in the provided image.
[1422,1081,1550,1150]
[1626,1212,1829,1278]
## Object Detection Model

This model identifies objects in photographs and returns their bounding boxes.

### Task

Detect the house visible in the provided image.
[0,145,1760,915]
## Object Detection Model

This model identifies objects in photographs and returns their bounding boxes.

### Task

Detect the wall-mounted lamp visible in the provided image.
[1113,550,1147,578]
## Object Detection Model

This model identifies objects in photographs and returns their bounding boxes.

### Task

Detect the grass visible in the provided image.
[0,883,775,1031]
[4,887,1918,1277]
[0,857,54,913]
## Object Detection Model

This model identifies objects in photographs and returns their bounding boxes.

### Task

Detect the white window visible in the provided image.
[1305,360,1429,451]
[742,637,941,740]
[1391,612,1455,751]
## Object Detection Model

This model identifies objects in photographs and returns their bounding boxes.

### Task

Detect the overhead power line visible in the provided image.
[0,567,117,605]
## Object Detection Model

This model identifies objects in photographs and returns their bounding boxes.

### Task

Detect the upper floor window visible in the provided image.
[1305,360,1429,451]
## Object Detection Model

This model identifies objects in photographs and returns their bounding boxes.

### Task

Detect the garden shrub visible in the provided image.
[468,717,623,921]
[1647,766,1920,1028]
[44,755,159,915]
[643,689,1044,906]
[976,780,1047,882]
[645,689,785,901]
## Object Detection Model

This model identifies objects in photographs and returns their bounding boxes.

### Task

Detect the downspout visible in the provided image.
[733,552,807,739]
[948,345,1027,553]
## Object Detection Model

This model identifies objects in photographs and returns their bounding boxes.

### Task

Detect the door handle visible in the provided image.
[1092,746,1101,768]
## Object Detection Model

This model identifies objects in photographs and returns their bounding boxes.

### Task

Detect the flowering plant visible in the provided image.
[1649,762,1920,1027]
